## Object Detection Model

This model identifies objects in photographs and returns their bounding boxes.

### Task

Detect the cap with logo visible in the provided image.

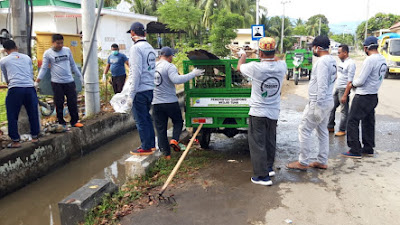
[259,37,276,52]
[126,22,146,35]
[160,47,174,56]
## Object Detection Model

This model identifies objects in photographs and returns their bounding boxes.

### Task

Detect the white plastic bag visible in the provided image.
[110,83,133,114]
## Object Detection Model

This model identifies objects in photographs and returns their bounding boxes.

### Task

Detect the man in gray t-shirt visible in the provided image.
[0,40,40,147]
[328,45,356,136]
[238,37,287,186]
[152,47,204,159]
[36,34,84,128]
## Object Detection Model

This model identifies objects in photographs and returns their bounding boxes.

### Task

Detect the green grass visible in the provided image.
[83,149,222,225]
[0,89,7,123]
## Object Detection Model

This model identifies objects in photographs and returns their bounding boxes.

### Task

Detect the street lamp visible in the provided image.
[280,0,290,53]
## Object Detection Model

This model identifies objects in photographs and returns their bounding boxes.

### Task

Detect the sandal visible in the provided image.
[7,142,22,148]
[309,162,328,169]
[286,161,309,171]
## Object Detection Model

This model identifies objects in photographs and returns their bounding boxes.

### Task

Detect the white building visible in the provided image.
[0,0,157,57]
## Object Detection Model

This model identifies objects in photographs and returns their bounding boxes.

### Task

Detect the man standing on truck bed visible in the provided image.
[152,47,204,160]
[237,37,287,186]
[341,36,387,159]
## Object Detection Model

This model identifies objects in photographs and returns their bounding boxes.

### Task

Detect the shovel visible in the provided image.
[157,123,204,203]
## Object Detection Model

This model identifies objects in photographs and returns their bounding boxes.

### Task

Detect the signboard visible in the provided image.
[251,25,265,41]
[190,98,250,107]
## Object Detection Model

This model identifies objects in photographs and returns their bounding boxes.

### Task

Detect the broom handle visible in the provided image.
[159,123,203,195]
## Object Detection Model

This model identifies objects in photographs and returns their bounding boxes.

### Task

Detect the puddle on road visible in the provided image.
[0,131,141,225]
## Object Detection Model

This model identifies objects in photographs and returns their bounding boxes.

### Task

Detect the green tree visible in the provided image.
[198,0,258,28]
[157,0,203,41]
[292,25,308,36]
[263,16,292,52]
[356,13,400,41]
[306,14,330,36]
[330,34,355,46]
[129,0,152,15]
[209,9,243,56]
[103,0,121,8]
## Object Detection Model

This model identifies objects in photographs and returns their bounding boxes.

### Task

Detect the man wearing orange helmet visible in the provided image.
[237,37,287,186]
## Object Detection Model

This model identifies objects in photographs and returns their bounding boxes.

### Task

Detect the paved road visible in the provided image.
[121,56,400,225]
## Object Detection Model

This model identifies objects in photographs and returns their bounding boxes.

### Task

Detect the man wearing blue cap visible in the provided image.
[126,22,157,156]
[152,47,204,160]
[341,36,387,159]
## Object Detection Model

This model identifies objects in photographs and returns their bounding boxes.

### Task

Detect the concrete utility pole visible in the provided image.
[280,0,290,53]
[10,0,31,134]
[82,0,100,116]
[256,0,260,25]
[365,0,370,39]
[10,0,28,54]
[318,17,321,36]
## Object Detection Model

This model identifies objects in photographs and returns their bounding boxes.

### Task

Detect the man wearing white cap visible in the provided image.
[237,37,287,186]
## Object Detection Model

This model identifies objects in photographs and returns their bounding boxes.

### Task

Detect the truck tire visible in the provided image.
[199,128,211,149]
[385,70,390,79]
[294,70,299,85]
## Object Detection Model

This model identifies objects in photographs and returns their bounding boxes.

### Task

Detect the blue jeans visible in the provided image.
[6,87,40,141]
[131,90,155,150]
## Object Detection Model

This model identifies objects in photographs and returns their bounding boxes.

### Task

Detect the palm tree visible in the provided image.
[197,0,258,28]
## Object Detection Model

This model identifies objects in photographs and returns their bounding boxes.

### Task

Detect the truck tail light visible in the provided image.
[191,117,213,124]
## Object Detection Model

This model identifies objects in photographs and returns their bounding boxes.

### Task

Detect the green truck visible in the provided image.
[285,49,313,85]
[183,59,259,148]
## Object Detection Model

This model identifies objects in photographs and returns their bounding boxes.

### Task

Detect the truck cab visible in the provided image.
[379,36,400,78]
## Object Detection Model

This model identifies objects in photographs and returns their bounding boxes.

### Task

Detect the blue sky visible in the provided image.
[260,0,399,34]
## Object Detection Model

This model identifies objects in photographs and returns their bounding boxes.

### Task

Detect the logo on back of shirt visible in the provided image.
[260,77,280,98]
[55,55,68,63]
[147,52,156,71]
[331,65,337,84]
[379,63,387,80]
[154,71,162,86]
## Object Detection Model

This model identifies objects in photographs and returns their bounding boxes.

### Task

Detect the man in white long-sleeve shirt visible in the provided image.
[287,36,336,170]
[152,47,204,159]
[341,36,387,159]
[126,22,157,156]
[36,34,84,128]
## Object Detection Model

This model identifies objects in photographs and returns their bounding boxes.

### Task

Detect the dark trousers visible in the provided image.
[112,75,126,94]
[248,116,277,177]
[132,90,155,150]
[153,102,184,156]
[6,87,40,141]
[51,82,79,125]
[347,94,378,154]
[328,88,349,131]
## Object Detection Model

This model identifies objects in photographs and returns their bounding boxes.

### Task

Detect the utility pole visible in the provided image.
[341,25,347,38]
[318,17,321,36]
[256,0,259,25]
[280,0,290,54]
[10,0,31,134]
[82,0,100,116]
[365,0,370,39]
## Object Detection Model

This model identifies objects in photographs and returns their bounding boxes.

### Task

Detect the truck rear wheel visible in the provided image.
[199,128,211,149]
